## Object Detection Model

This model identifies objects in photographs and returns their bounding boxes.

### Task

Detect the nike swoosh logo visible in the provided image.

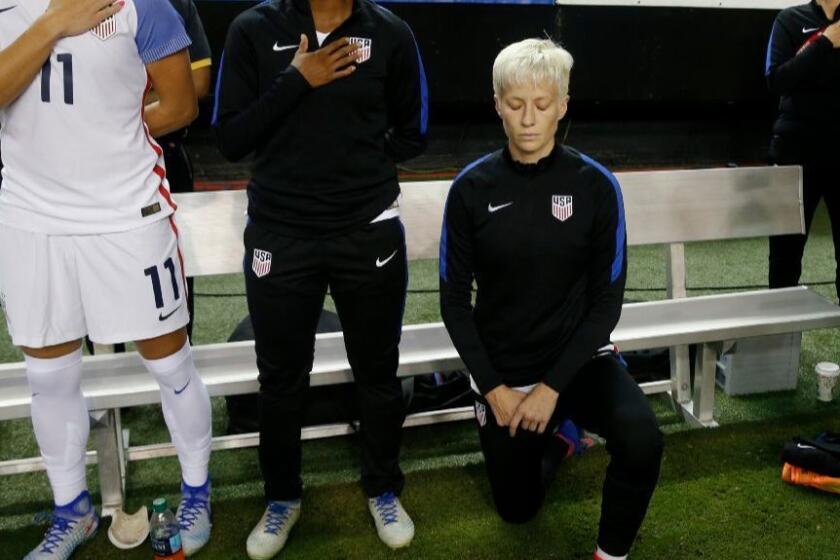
[803,27,820,34]
[376,250,398,268]
[174,376,191,395]
[796,443,817,450]
[488,202,514,213]
[158,304,183,321]
[273,43,297,52]
[0,7,15,14]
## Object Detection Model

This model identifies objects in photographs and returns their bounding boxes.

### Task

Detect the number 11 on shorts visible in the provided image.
[144,257,181,309]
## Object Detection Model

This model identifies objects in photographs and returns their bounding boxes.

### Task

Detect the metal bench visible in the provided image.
[4,164,839,516]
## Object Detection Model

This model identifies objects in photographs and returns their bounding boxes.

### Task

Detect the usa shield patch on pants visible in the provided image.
[475,401,487,427]
[347,37,372,63]
[252,249,272,278]
[552,195,573,222]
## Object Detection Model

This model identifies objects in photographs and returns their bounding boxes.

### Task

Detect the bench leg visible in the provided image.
[669,345,692,406]
[665,243,692,407]
[90,409,126,517]
[680,343,719,428]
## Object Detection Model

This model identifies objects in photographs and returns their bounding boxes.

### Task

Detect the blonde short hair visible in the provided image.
[492,39,574,98]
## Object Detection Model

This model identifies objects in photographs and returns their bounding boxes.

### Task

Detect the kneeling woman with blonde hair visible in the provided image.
[439,39,663,560]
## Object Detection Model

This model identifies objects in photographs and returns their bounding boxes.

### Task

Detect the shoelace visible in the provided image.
[264,503,294,536]
[33,512,77,554]
[177,497,208,531]
[373,493,399,526]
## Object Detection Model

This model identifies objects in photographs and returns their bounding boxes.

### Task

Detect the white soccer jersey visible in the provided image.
[0,0,191,234]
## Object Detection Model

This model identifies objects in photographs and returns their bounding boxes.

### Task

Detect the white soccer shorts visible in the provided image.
[0,217,189,348]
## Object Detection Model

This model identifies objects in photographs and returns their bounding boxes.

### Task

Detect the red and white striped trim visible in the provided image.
[140,73,177,213]
[168,215,188,296]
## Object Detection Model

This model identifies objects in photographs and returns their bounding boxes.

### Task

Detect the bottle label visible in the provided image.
[152,533,182,556]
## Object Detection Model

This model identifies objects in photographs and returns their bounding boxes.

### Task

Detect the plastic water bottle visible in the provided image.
[150,497,185,560]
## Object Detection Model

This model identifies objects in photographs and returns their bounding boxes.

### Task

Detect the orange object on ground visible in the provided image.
[782,462,840,494]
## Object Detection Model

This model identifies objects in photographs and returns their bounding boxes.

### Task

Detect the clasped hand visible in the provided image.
[485,383,559,438]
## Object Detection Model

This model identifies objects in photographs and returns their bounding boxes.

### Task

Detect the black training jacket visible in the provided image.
[439,145,627,396]
[766,0,840,139]
[213,0,428,237]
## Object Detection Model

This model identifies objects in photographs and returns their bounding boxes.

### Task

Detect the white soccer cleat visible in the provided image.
[368,492,414,549]
[246,500,301,560]
[24,491,99,560]
[177,479,212,556]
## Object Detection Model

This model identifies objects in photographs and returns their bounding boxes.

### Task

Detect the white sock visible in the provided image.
[25,349,89,505]
[143,342,211,487]
[596,546,628,560]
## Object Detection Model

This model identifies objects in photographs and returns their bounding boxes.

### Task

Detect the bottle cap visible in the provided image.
[152,497,168,513]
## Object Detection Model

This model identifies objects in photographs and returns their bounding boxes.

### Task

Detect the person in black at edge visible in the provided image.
[213,0,427,557]
[440,39,663,560]
[157,0,213,340]
[766,0,840,300]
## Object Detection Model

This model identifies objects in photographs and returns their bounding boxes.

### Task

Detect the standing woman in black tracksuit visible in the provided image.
[440,39,663,560]
[766,0,840,299]
[213,0,427,557]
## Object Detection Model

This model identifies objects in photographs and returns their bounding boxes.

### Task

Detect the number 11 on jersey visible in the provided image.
[41,54,74,105]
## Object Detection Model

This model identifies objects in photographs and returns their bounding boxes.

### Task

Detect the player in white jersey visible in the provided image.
[0,0,213,558]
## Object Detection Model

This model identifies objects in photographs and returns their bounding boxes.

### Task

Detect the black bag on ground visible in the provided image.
[781,432,840,477]
[621,347,671,382]
[407,370,473,413]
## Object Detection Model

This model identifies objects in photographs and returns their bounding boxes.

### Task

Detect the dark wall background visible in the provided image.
[197,2,778,112]
[194,1,784,168]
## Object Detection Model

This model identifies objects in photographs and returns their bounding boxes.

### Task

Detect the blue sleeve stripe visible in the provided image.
[140,34,192,64]
[414,38,429,136]
[211,50,225,126]
[580,153,626,284]
[453,151,495,182]
[438,214,449,282]
[439,152,495,281]
[440,204,449,280]
[370,7,429,137]
[765,23,776,76]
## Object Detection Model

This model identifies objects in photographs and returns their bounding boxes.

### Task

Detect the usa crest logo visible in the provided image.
[552,195,573,222]
[252,249,272,278]
[91,16,117,41]
[475,401,487,427]
[347,37,372,63]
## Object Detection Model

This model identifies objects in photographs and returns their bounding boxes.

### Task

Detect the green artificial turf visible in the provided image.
[3,413,840,559]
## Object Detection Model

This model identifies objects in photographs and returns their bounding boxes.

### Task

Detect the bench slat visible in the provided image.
[174,166,804,276]
[0,286,835,421]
